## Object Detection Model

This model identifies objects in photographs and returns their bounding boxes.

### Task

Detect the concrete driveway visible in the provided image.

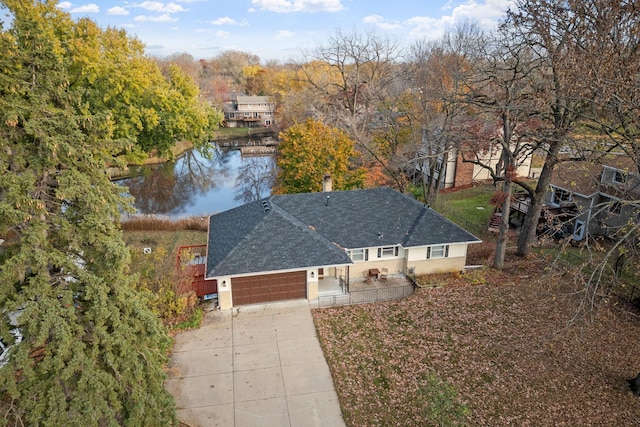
[165,299,346,427]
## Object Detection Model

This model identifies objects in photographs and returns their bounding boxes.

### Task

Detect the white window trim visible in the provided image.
[350,249,364,262]
[377,246,399,258]
[427,244,449,259]
[550,186,571,206]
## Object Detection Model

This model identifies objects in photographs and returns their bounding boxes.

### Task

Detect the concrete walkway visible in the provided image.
[165,300,346,427]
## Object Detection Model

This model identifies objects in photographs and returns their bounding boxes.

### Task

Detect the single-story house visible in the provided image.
[205,187,482,309]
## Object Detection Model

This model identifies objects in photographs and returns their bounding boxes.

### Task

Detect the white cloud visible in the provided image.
[448,0,515,29]
[107,6,129,15]
[363,14,402,31]
[134,14,179,22]
[209,17,248,26]
[404,16,448,40]
[57,2,72,9]
[194,29,231,38]
[366,0,514,40]
[251,0,343,13]
[138,1,188,13]
[274,30,295,40]
[363,14,382,24]
[69,3,99,13]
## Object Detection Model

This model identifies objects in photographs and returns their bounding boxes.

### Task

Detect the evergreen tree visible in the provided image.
[0,1,177,425]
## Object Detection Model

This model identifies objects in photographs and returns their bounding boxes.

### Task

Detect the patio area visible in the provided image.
[313,273,415,308]
[317,272,412,296]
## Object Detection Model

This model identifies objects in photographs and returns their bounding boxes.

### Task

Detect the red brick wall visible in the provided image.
[454,152,474,188]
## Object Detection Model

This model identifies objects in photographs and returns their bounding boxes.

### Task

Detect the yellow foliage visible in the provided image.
[276,119,366,193]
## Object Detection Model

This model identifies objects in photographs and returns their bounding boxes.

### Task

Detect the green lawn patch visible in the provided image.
[434,185,495,237]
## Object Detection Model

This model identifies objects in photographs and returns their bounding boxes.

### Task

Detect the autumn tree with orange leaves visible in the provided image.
[275,119,366,194]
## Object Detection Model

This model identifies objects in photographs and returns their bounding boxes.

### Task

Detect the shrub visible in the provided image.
[129,243,198,324]
[121,215,208,232]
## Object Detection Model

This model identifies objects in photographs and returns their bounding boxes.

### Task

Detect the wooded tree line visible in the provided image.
[176,1,638,270]
[0,0,638,424]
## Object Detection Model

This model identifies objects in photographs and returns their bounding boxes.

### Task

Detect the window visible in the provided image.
[377,246,398,258]
[614,170,626,184]
[350,249,368,262]
[264,111,271,116]
[244,112,251,117]
[550,187,571,206]
[609,200,622,215]
[227,113,235,119]
[427,245,449,259]
[265,120,271,126]
[573,220,586,241]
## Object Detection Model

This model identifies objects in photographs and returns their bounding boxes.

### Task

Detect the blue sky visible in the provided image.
[55,0,515,61]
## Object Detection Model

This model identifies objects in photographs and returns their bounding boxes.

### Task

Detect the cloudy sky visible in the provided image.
[53,0,515,61]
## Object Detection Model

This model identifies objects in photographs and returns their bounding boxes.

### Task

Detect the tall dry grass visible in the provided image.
[467,240,494,264]
[121,216,208,232]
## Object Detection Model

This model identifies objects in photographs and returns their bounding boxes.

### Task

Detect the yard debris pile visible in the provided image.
[313,253,640,426]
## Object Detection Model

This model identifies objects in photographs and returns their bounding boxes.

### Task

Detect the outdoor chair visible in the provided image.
[363,270,372,284]
[379,268,388,281]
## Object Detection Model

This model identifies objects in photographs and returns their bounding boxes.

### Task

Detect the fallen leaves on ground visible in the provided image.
[312,254,640,426]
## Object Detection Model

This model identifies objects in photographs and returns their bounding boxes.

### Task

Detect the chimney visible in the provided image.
[323,173,333,192]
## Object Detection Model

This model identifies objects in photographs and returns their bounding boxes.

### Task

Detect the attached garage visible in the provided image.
[231,271,307,306]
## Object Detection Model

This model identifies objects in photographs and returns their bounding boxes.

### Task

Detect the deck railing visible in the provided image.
[311,282,416,308]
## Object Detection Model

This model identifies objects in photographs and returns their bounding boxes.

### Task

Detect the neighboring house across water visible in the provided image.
[204,185,481,309]
[541,156,640,241]
[222,95,275,128]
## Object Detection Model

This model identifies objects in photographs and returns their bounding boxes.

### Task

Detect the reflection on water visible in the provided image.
[118,144,275,218]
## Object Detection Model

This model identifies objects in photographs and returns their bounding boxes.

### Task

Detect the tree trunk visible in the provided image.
[516,143,560,256]
[431,149,449,206]
[494,179,512,269]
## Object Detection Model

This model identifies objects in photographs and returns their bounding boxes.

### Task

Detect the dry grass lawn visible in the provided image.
[313,253,640,426]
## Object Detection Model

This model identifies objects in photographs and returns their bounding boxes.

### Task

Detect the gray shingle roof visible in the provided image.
[206,187,481,278]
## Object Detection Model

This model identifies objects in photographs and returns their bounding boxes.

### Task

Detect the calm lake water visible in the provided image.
[117,143,275,219]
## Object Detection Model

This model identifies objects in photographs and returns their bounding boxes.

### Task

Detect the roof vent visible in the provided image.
[262,200,271,212]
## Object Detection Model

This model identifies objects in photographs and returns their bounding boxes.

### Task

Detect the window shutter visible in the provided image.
[365,249,369,261]
[427,247,431,259]
[377,248,381,258]
[445,245,449,257]
[395,246,399,256]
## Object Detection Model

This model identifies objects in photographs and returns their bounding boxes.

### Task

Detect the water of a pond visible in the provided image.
[117,143,275,219]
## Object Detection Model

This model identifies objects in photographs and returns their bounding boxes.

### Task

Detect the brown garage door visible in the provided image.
[232,271,307,306]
